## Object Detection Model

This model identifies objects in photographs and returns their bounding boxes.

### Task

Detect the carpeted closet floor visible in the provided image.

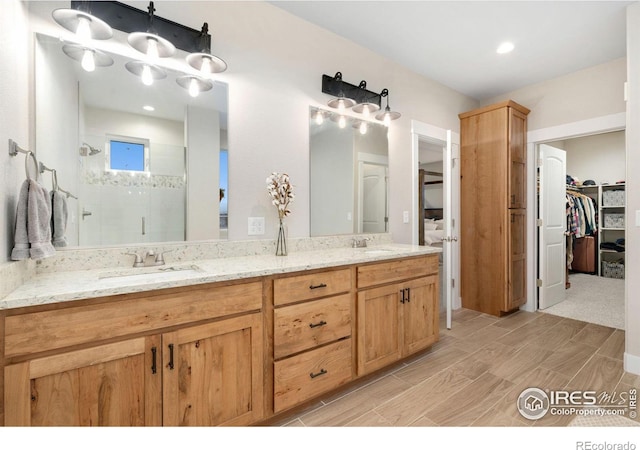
[543,273,625,330]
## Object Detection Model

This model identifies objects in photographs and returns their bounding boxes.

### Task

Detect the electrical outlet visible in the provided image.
[248,217,265,235]
[403,211,409,224]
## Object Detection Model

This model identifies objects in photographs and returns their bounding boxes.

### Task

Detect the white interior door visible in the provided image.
[361,163,388,233]
[538,143,567,309]
[443,130,460,329]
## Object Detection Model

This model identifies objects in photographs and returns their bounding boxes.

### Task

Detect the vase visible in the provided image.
[276,217,288,256]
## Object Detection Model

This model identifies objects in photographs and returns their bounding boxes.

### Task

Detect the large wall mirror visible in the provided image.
[309,107,389,236]
[34,32,228,248]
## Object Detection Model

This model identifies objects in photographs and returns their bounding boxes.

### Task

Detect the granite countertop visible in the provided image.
[0,244,441,310]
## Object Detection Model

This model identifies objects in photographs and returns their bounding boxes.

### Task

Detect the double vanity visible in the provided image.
[0,239,441,426]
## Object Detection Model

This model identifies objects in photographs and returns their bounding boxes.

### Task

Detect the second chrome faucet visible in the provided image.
[127,249,173,267]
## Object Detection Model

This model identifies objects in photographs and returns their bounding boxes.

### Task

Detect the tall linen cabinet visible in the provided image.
[459,100,530,316]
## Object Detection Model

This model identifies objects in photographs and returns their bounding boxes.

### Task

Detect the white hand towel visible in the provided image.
[27,179,56,259]
[50,190,68,247]
[10,180,30,260]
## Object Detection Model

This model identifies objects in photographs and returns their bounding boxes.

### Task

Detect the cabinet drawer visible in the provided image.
[5,281,263,358]
[357,255,438,289]
[274,294,351,359]
[273,268,352,306]
[274,339,352,413]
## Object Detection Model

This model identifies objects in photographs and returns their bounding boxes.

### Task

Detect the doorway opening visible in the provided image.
[411,121,460,330]
[534,119,625,330]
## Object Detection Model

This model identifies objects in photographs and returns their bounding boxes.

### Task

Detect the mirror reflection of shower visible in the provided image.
[80,142,102,156]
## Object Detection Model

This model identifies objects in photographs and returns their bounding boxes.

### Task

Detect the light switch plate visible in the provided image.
[248,217,265,235]
[403,211,409,223]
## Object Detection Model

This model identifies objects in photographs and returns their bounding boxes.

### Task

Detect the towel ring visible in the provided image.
[25,151,38,181]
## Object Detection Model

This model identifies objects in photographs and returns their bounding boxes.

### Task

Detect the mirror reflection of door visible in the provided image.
[361,163,388,233]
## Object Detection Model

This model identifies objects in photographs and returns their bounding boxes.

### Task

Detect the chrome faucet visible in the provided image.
[352,238,370,248]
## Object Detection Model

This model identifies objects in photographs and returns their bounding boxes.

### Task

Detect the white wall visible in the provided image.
[560,131,626,185]
[1,1,30,261]
[625,2,640,374]
[483,58,626,132]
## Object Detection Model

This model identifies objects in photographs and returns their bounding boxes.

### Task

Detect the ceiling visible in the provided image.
[270,0,631,102]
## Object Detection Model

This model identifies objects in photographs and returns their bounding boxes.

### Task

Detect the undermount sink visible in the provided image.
[98,264,205,281]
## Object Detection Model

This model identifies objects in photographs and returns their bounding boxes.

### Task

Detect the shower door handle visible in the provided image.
[142,217,146,235]
[82,208,92,220]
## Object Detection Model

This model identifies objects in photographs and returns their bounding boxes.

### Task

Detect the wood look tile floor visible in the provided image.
[275,309,638,427]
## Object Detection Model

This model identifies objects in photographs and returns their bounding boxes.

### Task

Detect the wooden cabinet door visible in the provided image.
[162,313,263,426]
[507,209,527,311]
[4,336,162,426]
[508,107,527,209]
[402,276,439,356]
[357,283,402,376]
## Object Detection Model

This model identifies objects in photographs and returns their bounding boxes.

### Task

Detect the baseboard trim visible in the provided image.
[624,352,640,375]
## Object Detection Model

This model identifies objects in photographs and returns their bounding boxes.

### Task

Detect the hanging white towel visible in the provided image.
[11,179,56,260]
[50,190,68,247]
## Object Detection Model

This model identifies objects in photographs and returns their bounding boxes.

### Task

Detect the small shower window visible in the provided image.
[106,136,149,172]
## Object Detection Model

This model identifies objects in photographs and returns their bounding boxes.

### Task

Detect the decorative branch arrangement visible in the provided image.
[266,172,294,219]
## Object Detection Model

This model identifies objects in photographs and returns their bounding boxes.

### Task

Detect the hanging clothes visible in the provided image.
[566,189,598,238]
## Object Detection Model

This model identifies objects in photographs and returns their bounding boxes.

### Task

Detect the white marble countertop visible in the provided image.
[0,244,441,310]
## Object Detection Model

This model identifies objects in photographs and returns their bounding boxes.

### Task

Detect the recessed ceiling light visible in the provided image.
[497,42,515,54]
[143,105,155,111]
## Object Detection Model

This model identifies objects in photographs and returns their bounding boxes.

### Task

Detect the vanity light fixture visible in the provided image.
[176,74,213,98]
[375,89,401,126]
[51,1,227,93]
[326,72,357,111]
[351,81,380,118]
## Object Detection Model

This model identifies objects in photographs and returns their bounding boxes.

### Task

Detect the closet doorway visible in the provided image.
[536,129,626,330]
[411,121,460,330]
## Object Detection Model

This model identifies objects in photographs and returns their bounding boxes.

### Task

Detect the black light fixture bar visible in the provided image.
[70,1,209,54]
[322,73,382,108]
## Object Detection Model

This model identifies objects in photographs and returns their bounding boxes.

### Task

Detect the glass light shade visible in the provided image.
[125,61,167,86]
[52,9,113,41]
[128,32,176,58]
[186,52,228,75]
[327,96,356,111]
[375,107,401,126]
[176,75,214,97]
[352,101,380,117]
[62,44,113,71]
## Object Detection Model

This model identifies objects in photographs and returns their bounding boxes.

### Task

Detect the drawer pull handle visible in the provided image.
[151,346,157,374]
[168,343,174,370]
[400,289,405,304]
[309,283,327,290]
[310,369,328,379]
[405,288,411,303]
[309,320,327,328]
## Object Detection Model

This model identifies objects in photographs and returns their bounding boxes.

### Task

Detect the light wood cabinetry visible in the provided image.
[272,268,354,413]
[3,281,264,426]
[2,253,440,425]
[356,255,439,376]
[459,100,530,316]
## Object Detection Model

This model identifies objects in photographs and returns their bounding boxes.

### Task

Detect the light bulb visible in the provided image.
[359,122,367,134]
[337,98,346,111]
[383,112,391,127]
[75,15,92,42]
[146,37,159,60]
[314,111,324,125]
[188,78,200,98]
[141,64,153,86]
[200,56,213,75]
[362,104,370,118]
[81,48,95,72]
[338,115,346,128]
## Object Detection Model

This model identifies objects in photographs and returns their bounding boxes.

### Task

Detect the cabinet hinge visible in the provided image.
[536,219,543,227]
[536,279,543,288]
